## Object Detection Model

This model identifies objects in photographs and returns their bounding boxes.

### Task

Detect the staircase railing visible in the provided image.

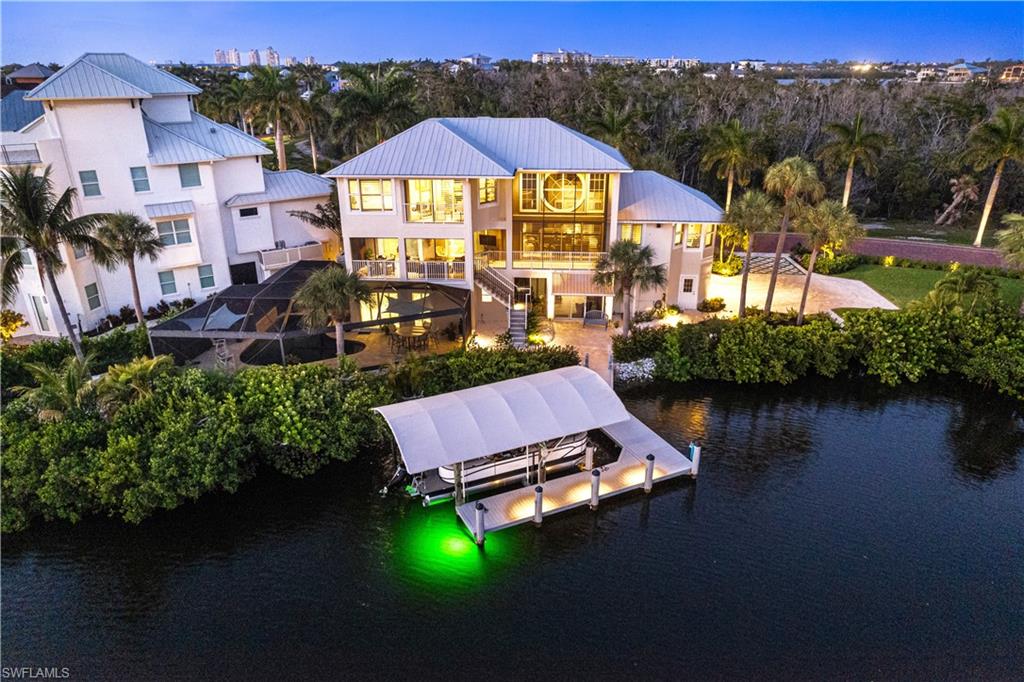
[474,253,531,330]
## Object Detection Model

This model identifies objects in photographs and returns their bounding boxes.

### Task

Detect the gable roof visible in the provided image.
[1,91,44,132]
[144,117,224,164]
[26,53,200,101]
[144,112,270,165]
[617,170,724,223]
[225,170,333,207]
[7,63,54,80]
[324,117,632,178]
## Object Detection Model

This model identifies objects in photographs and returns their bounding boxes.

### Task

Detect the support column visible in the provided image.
[644,454,655,493]
[474,502,486,546]
[590,469,601,509]
[453,461,464,506]
[585,445,595,471]
[533,486,544,526]
[690,440,701,478]
[538,446,548,484]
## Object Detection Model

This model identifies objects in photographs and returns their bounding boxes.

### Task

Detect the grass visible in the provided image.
[861,218,999,248]
[837,264,1024,309]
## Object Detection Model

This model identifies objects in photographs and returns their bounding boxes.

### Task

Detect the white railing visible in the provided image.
[404,201,465,224]
[551,271,613,296]
[259,242,327,270]
[482,250,604,270]
[1,143,41,166]
[406,260,466,280]
[352,259,399,279]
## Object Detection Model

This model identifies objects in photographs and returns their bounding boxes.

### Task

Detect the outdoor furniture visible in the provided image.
[583,309,609,329]
[395,326,429,352]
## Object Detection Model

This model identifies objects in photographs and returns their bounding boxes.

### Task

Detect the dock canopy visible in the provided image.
[374,366,629,474]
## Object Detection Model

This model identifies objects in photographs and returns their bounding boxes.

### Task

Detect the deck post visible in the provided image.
[533,486,544,526]
[474,502,486,545]
[585,445,594,470]
[539,446,548,483]
[644,454,655,493]
[690,441,701,478]
[453,462,465,506]
[590,469,600,509]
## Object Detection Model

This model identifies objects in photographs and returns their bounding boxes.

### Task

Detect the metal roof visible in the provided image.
[144,200,195,219]
[6,63,54,80]
[144,117,224,165]
[374,365,629,474]
[26,53,200,101]
[324,117,632,178]
[144,112,269,165]
[225,170,333,207]
[1,91,44,131]
[617,170,724,224]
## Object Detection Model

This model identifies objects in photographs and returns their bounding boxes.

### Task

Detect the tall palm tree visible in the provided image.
[793,200,862,324]
[593,240,667,334]
[301,81,331,173]
[700,119,766,213]
[815,113,887,208]
[964,107,1024,247]
[586,104,643,160]
[220,78,253,132]
[763,157,825,314]
[12,354,95,421]
[934,175,980,226]
[293,264,370,358]
[726,190,780,318]
[249,66,303,170]
[293,63,325,92]
[93,212,164,324]
[1,166,109,361]
[337,63,417,150]
[995,213,1024,314]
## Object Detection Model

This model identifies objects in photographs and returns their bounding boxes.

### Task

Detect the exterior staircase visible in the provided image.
[474,255,530,348]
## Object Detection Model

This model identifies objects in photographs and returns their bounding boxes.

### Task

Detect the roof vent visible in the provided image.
[210,127,217,133]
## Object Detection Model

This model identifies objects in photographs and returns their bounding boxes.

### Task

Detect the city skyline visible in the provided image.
[2,2,1021,65]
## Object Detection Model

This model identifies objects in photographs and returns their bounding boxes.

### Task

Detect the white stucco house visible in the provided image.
[323,117,722,337]
[1,53,335,339]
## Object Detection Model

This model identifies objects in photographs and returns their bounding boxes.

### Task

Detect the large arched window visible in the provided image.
[542,173,584,212]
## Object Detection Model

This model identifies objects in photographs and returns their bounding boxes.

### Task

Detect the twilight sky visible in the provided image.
[2,2,1022,66]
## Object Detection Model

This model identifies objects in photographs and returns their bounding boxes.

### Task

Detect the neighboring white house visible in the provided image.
[944,63,988,83]
[0,52,334,339]
[323,117,722,333]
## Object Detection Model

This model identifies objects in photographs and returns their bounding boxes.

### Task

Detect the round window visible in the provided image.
[542,173,584,212]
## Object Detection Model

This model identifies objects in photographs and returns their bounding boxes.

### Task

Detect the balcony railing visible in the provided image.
[406,259,466,280]
[1,143,41,166]
[352,259,399,279]
[404,201,465,224]
[481,250,605,270]
[258,242,328,270]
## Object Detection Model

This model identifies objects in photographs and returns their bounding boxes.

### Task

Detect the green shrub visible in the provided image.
[801,252,860,274]
[612,326,670,362]
[712,255,744,276]
[422,345,580,395]
[844,308,952,385]
[654,321,723,381]
[697,297,726,312]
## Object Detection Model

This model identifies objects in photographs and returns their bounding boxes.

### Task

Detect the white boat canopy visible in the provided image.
[373,366,630,474]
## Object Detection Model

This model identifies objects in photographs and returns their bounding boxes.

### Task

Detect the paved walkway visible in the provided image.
[706,271,897,316]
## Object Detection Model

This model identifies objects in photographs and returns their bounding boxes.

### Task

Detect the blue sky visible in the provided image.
[3,2,1022,65]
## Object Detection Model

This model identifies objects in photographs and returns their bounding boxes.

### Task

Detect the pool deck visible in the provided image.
[455,416,696,537]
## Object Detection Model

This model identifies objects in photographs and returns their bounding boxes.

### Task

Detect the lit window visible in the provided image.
[620,223,642,243]
[178,163,201,188]
[158,271,177,295]
[587,174,607,212]
[197,264,215,289]
[673,223,683,245]
[543,173,583,212]
[130,166,150,192]
[79,170,101,197]
[84,283,101,310]
[704,224,714,247]
[239,207,259,218]
[405,179,464,223]
[347,179,393,211]
[685,224,702,249]
[479,178,497,204]
[156,218,191,246]
[519,173,538,211]
[682,278,694,293]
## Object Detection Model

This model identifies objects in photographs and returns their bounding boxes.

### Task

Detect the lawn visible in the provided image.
[836,264,1024,309]
[861,219,999,248]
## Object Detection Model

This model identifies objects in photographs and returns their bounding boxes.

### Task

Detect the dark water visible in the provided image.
[3,379,1023,680]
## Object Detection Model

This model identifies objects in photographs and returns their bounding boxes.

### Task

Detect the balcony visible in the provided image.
[481,250,604,270]
[258,242,328,270]
[352,259,400,279]
[406,259,466,281]
[1,143,41,166]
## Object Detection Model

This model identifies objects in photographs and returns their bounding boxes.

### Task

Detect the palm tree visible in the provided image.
[815,113,887,208]
[300,81,331,173]
[995,213,1024,314]
[12,355,95,421]
[97,354,175,415]
[220,78,253,132]
[793,200,863,324]
[726,190,780,318]
[586,104,643,160]
[700,119,766,213]
[593,240,667,334]
[929,268,1000,314]
[249,66,303,170]
[337,63,417,150]
[288,187,341,240]
[1,166,109,361]
[964,107,1024,247]
[762,157,825,314]
[93,212,164,324]
[293,63,325,92]
[293,264,370,358]
[934,175,980,226]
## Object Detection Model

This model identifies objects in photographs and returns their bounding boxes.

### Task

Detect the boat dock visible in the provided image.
[455,415,698,539]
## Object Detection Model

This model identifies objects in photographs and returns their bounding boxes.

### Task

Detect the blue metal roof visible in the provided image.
[1,91,44,131]
[144,112,270,165]
[225,170,333,207]
[26,53,200,101]
[617,171,724,223]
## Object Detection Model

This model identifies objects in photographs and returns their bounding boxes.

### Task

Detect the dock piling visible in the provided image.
[590,469,600,509]
[644,454,655,493]
[539,446,548,484]
[585,445,595,470]
[533,486,544,525]
[690,441,701,477]
[474,502,486,545]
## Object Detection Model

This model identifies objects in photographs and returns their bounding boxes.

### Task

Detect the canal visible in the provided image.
[3,378,1022,679]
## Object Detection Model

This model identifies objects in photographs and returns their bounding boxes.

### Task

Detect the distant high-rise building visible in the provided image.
[214,49,226,65]
[284,56,297,67]
[227,48,241,66]
[304,56,316,66]
[248,49,261,66]
[265,46,280,67]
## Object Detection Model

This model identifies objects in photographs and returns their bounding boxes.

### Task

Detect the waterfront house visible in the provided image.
[323,117,722,337]
[0,53,334,339]
[999,64,1024,83]
[944,62,988,82]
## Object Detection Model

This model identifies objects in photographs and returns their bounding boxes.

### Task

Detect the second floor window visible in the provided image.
[685,224,702,249]
[156,218,191,246]
[158,271,177,295]
[406,179,464,223]
[178,163,201,188]
[84,283,101,310]
[479,178,497,204]
[79,170,101,197]
[620,223,642,243]
[197,264,216,289]
[130,166,150,192]
[239,207,259,218]
[348,179,393,212]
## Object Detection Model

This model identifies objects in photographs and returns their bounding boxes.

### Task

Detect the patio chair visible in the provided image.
[583,309,609,329]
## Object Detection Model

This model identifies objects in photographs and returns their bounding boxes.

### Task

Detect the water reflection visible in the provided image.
[946,397,1024,481]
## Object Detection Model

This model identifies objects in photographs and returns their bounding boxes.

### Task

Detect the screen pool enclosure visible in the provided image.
[149,260,471,366]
